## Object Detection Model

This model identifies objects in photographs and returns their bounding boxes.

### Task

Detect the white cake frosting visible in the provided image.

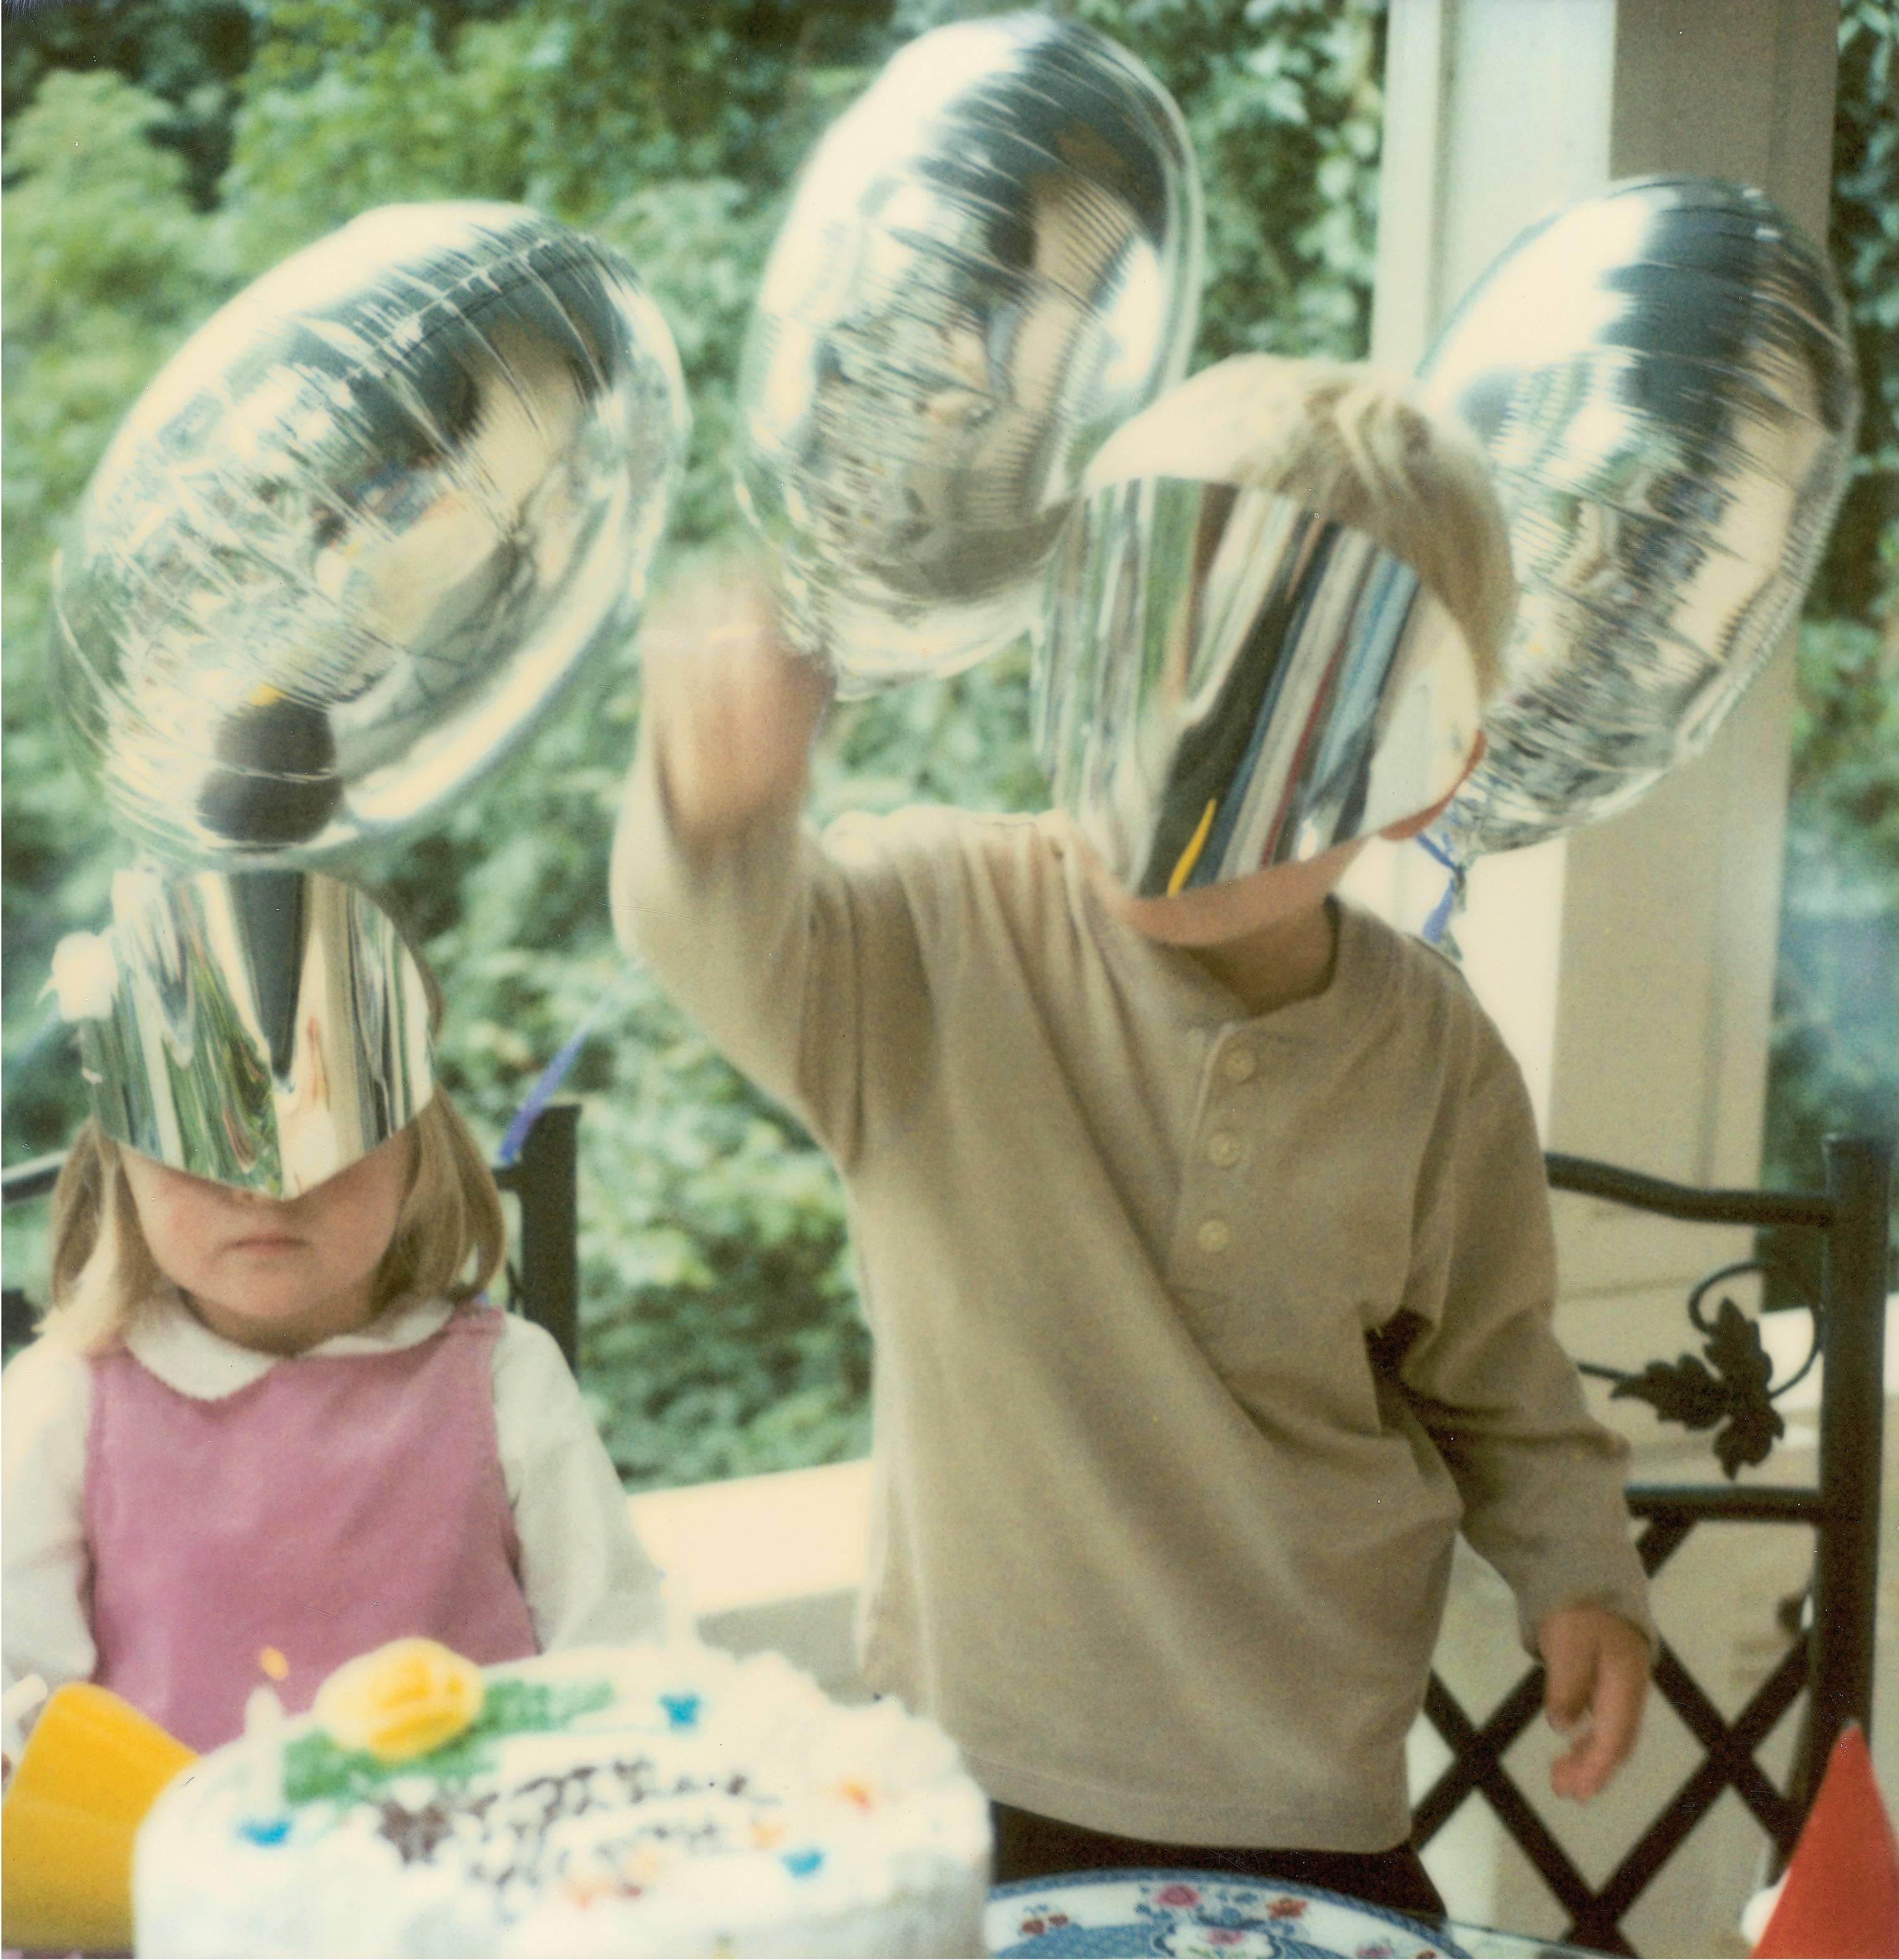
[134,1641,991,1957]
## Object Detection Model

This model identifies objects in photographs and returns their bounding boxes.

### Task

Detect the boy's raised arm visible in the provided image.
[611,565,829,1121]
[614,564,830,868]
[611,563,929,1166]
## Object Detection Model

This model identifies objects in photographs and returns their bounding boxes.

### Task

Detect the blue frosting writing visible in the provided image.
[782,1848,825,1879]
[239,1816,292,1846]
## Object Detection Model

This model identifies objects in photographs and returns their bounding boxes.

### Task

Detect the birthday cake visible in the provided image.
[132,1639,991,1957]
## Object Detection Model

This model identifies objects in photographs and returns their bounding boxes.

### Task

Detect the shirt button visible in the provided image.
[1206,1132,1241,1168]
[1220,1047,1257,1083]
[1196,1218,1232,1255]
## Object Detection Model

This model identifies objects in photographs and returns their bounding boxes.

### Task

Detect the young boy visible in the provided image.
[612,356,1652,1916]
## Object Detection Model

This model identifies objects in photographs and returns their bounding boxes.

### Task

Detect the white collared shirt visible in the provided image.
[2,1291,666,1731]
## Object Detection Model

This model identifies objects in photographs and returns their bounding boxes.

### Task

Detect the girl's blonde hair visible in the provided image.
[1084,353,1517,703]
[44,1095,506,1356]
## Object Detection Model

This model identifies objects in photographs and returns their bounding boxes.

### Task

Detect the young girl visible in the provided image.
[1,867,665,1755]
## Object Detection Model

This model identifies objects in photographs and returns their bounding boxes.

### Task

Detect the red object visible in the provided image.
[1755,1726,1899,1959]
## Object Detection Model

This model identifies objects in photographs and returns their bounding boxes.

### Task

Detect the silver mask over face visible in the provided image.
[736,11,1202,694]
[51,868,433,1196]
[53,201,689,865]
[1034,480,1481,898]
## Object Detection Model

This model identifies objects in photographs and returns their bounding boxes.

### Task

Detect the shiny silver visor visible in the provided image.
[51,868,433,1195]
[1033,480,1482,897]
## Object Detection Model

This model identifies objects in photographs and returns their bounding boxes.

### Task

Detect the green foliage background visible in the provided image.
[3,0,1893,1484]
[1762,1,1899,1208]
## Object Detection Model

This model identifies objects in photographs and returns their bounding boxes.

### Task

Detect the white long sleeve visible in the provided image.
[1,1334,96,1705]
[487,1314,667,1649]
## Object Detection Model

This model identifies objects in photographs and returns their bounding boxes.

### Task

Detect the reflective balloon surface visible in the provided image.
[1036,482,1481,896]
[54,202,690,863]
[1419,175,1858,860]
[55,867,432,1197]
[736,11,1202,694]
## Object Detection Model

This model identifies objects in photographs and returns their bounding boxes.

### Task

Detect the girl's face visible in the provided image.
[118,1128,415,1354]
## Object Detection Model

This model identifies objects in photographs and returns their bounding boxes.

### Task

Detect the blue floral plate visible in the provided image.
[986,1869,1472,1959]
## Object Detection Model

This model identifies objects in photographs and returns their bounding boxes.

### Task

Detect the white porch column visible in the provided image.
[1368,8,1849,1946]
[1362,0,1839,1297]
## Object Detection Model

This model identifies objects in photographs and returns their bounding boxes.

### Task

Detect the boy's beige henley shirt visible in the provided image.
[617,757,1653,1850]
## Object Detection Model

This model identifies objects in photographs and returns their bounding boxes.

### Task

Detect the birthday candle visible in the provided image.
[244,1683,285,1819]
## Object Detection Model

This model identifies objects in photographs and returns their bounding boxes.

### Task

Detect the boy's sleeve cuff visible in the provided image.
[1515,1560,1660,1662]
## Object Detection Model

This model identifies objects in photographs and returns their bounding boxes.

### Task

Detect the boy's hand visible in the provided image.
[1538,1604,1650,1801]
[636,560,831,846]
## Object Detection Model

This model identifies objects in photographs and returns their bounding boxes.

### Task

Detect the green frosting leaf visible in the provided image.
[284,1676,618,1807]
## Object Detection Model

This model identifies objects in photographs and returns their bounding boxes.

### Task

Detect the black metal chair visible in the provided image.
[1412,1133,1893,1956]
[1,1151,64,1355]
[1,1102,584,1371]
[491,1100,580,1371]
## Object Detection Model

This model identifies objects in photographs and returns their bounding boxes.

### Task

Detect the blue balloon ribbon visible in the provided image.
[1416,832,1462,947]
[496,987,619,1166]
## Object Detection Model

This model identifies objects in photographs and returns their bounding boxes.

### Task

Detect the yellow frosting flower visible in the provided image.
[313,1639,484,1763]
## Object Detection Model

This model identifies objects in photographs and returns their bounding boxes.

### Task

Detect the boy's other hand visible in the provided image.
[637,560,831,846]
[1538,1604,1651,1801]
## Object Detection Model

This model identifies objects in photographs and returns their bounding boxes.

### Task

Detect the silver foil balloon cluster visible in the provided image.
[1421,175,1859,862]
[46,201,688,1192]
[55,200,690,863]
[736,11,1203,694]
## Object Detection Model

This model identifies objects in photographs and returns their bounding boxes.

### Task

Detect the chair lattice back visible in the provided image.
[1411,1134,1891,1957]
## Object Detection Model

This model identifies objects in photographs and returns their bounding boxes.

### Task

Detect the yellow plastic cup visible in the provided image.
[1,1683,195,1955]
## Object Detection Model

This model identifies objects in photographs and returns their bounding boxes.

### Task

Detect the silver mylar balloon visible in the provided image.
[53,201,690,863]
[1419,175,1858,861]
[51,866,432,1197]
[736,10,1202,694]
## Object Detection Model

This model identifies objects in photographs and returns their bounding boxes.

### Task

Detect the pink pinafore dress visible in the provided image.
[84,1306,537,1751]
